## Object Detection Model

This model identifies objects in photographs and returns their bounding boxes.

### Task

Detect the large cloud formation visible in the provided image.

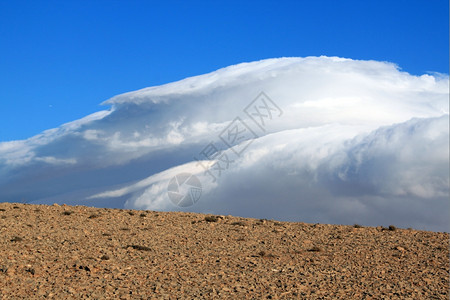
[0,57,448,231]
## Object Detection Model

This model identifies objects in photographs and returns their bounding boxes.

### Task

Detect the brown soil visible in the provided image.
[0,202,448,299]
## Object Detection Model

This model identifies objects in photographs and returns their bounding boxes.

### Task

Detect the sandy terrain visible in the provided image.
[0,202,448,299]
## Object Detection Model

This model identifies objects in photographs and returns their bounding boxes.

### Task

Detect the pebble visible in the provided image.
[0,202,447,298]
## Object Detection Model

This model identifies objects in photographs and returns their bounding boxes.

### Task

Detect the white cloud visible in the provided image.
[0,56,448,231]
[34,156,77,165]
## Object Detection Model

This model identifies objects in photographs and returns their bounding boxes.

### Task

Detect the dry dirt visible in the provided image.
[0,202,448,299]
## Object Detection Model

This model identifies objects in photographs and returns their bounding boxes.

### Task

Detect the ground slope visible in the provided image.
[0,202,448,299]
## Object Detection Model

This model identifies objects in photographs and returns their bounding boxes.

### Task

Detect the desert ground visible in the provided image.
[0,202,448,299]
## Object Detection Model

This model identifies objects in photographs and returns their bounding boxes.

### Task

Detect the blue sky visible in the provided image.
[0,0,448,142]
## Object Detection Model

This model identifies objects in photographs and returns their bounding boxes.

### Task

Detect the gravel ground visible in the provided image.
[0,202,448,299]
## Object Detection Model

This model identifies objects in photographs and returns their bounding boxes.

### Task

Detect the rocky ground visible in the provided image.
[0,202,448,299]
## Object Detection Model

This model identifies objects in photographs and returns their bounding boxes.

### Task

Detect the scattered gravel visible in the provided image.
[0,202,448,299]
